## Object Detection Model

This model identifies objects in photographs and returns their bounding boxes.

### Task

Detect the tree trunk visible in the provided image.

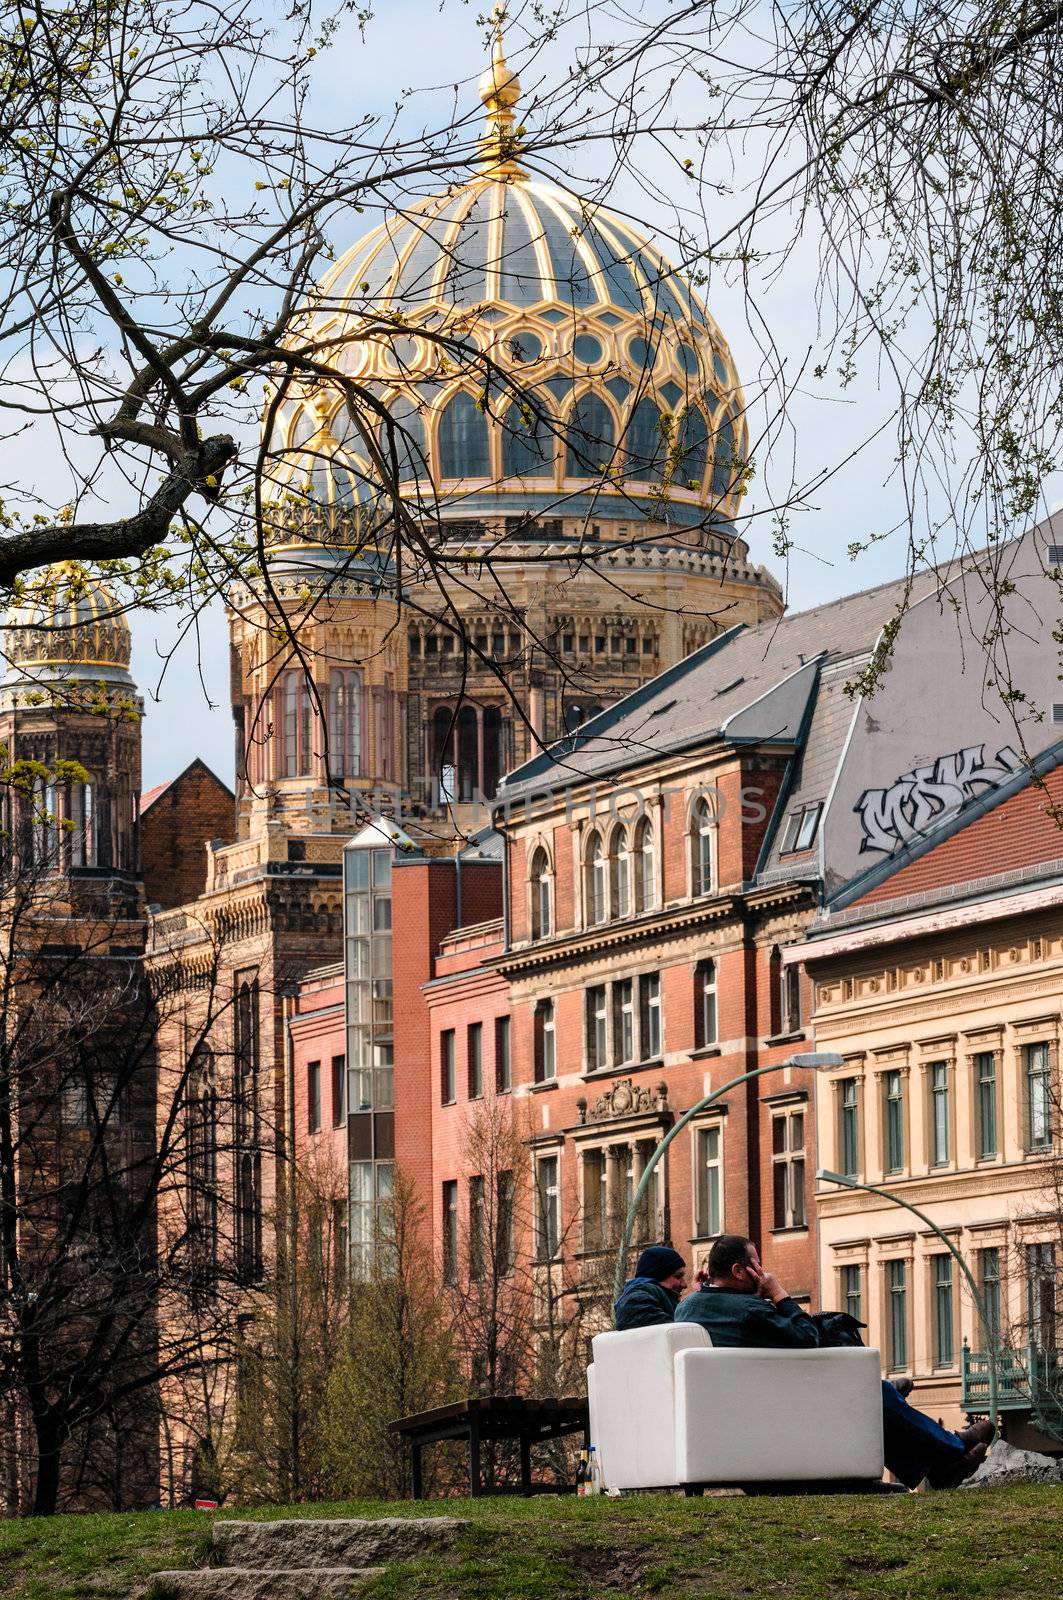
[31,1412,63,1517]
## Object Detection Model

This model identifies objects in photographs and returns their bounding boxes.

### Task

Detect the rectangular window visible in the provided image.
[612,978,635,1064]
[586,985,608,1071]
[468,1022,483,1100]
[843,1264,862,1325]
[771,1109,806,1229]
[582,1148,609,1251]
[1026,1242,1057,1349]
[496,1170,514,1275]
[469,1175,485,1280]
[695,1124,723,1237]
[534,1001,556,1083]
[887,1259,908,1371]
[495,1016,511,1093]
[975,1051,997,1158]
[930,1061,950,1166]
[780,964,801,1034]
[840,1078,859,1177]
[307,1061,321,1134]
[933,1254,955,1367]
[979,1247,1001,1340]
[1025,1042,1052,1150]
[885,1070,904,1173]
[331,1054,345,1128]
[440,1029,456,1105]
[442,1180,458,1284]
[639,972,662,1059]
[536,1155,560,1259]
[694,960,717,1049]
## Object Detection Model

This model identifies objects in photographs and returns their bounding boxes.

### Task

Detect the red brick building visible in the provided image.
[141,758,235,911]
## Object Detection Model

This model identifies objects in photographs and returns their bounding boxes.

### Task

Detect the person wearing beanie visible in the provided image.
[614,1245,688,1330]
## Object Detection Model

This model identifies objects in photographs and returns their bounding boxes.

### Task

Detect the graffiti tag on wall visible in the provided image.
[854,743,1023,854]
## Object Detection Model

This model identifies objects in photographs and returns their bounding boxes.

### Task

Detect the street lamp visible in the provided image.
[612,1053,845,1305]
[817,1169,999,1434]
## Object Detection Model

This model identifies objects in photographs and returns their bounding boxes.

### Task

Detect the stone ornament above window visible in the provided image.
[578,1077,669,1123]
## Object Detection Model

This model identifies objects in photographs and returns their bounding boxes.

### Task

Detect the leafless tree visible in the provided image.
[0,846,254,1515]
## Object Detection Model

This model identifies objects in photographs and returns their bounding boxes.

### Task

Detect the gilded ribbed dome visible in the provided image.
[2,562,134,686]
[267,25,747,539]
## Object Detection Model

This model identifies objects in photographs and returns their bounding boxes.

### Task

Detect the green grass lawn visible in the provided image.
[1,1487,1061,1600]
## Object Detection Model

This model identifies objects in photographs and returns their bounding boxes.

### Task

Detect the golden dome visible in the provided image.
[268,19,747,541]
[2,562,134,685]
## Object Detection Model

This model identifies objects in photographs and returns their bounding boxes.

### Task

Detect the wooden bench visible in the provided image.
[390,1395,590,1499]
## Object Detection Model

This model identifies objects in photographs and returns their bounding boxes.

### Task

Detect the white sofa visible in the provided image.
[588,1324,884,1490]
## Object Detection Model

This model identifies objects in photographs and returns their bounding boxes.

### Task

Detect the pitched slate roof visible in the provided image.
[497,562,955,805]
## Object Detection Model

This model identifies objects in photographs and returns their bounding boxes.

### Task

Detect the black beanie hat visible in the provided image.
[635,1245,685,1281]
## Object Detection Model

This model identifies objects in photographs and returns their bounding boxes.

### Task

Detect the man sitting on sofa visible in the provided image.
[614,1245,689,1329]
[674,1234,993,1490]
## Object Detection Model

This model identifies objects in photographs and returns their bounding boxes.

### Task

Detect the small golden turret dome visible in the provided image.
[2,562,134,686]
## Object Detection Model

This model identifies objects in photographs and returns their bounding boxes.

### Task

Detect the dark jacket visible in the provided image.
[614,1275,681,1330]
[674,1286,819,1349]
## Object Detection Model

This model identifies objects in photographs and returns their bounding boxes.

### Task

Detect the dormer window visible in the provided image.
[780,801,822,855]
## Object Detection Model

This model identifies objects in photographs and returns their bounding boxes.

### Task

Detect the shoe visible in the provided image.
[891,1378,915,1398]
[928,1441,988,1490]
[958,1419,995,1450]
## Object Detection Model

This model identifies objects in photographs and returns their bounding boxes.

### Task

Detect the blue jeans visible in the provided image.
[881,1380,965,1488]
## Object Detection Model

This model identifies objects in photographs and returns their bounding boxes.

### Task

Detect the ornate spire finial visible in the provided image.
[477,4,525,178]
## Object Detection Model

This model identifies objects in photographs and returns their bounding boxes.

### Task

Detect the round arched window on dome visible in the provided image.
[712,414,737,498]
[677,343,701,378]
[437,391,491,479]
[565,395,616,478]
[572,333,603,366]
[625,399,666,483]
[385,335,420,374]
[501,402,554,480]
[627,335,658,372]
[508,330,544,364]
[675,407,709,488]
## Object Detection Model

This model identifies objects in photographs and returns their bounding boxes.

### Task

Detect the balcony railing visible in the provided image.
[961,1341,1063,1412]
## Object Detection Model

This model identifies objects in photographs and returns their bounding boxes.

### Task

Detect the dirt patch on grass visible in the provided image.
[565,1544,654,1592]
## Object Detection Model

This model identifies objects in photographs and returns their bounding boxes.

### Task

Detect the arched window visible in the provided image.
[438,391,490,479]
[530,846,552,939]
[382,402,428,484]
[329,670,362,778]
[432,705,457,805]
[585,830,607,925]
[275,669,315,777]
[609,824,631,919]
[690,796,715,897]
[187,1047,218,1280]
[694,959,718,1049]
[456,705,478,801]
[565,395,615,477]
[483,705,504,796]
[634,815,656,912]
[67,780,96,867]
[712,415,736,497]
[676,408,709,487]
[625,398,666,482]
[501,402,553,479]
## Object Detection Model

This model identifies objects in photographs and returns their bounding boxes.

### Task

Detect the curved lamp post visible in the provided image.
[817,1168,999,1435]
[612,1053,845,1305]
